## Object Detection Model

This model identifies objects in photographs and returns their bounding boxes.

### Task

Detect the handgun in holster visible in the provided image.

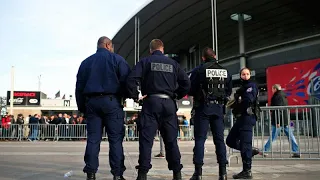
[230,93,242,118]
[252,100,262,121]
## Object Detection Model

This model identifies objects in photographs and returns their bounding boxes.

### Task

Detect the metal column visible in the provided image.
[134,16,137,65]
[213,0,218,59]
[134,16,140,93]
[137,17,140,62]
[134,16,140,65]
[211,0,216,53]
[238,14,246,69]
[198,44,201,65]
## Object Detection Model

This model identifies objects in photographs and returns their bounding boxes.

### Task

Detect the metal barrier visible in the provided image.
[255,105,320,159]
[0,124,195,141]
[0,104,319,162]
[228,104,320,163]
[0,124,20,140]
[125,124,138,141]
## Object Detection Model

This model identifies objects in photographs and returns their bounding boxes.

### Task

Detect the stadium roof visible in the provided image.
[112,0,320,67]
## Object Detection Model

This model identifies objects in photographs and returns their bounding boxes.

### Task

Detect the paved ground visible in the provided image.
[0,141,319,180]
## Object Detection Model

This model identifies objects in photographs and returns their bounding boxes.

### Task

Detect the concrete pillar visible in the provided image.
[231,13,251,69]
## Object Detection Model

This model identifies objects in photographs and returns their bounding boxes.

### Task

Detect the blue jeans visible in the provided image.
[29,125,38,141]
[264,125,299,153]
[128,128,134,137]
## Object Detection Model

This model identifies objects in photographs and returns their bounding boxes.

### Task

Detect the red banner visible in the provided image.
[267,58,320,105]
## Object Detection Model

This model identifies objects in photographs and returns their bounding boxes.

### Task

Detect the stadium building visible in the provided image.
[112,0,320,105]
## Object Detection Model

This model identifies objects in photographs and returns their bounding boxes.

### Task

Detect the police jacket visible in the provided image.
[126,50,190,100]
[236,80,259,116]
[270,90,288,126]
[75,48,131,112]
[188,59,232,102]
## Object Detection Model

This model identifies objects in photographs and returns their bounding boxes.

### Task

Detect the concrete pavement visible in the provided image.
[0,141,319,180]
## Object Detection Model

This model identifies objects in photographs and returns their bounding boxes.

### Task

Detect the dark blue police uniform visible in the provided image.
[126,50,190,180]
[76,48,131,179]
[226,80,258,179]
[188,59,232,180]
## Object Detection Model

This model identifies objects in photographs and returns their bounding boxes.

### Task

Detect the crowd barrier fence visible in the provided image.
[1,105,319,163]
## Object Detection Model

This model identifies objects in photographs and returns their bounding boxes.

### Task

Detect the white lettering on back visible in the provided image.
[206,69,227,78]
[151,63,173,73]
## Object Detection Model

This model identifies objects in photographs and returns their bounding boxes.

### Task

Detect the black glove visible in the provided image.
[138,99,144,106]
[235,87,245,97]
[234,93,240,102]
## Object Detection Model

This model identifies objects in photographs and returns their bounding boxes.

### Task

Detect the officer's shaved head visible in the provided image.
[97,36,114,52]
[149,39,164,54]
[202,47,216,61]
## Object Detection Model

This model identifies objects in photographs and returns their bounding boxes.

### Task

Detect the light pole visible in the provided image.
[38,74,41,91]
[10,66,15,115]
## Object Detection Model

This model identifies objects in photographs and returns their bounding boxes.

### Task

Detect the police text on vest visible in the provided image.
[206,69,227,78]
[151,63,173,73]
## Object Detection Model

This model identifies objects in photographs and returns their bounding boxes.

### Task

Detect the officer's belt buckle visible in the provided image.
[149,94,171,99]
[134,106,142,111]
[208,100,219,104]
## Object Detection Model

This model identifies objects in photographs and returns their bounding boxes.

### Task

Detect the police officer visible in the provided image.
[188,47,231,180]
[126,39,190,180]
[226,67,259,179]
[76,36,131,180]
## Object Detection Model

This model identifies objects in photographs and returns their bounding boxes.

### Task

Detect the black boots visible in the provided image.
[219,165,227,180]
[136,170,181,180]
[252,147,261,157]
[113,176,126,180]
[232,170,252,179]
[136,170,147,180]
[86,173,125,180]
[173,171,182,180]
[190,167,202,180]
[219,174,227,180]
[86,172,96,180]
[190,165,227,180]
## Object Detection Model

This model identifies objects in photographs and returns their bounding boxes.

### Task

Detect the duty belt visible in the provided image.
[85,93,115,98]
[208,100,220,104]
[149,94,171,99]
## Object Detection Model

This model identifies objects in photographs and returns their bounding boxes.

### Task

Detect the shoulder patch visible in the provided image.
[246,87,252,92]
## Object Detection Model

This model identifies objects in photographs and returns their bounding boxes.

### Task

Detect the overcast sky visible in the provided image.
[0,0,151,98]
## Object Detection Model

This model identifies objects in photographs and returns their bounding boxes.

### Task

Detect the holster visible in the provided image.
[252,102,262,121]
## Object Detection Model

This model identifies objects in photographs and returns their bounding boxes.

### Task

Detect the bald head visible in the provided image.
[97,36,114,52]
